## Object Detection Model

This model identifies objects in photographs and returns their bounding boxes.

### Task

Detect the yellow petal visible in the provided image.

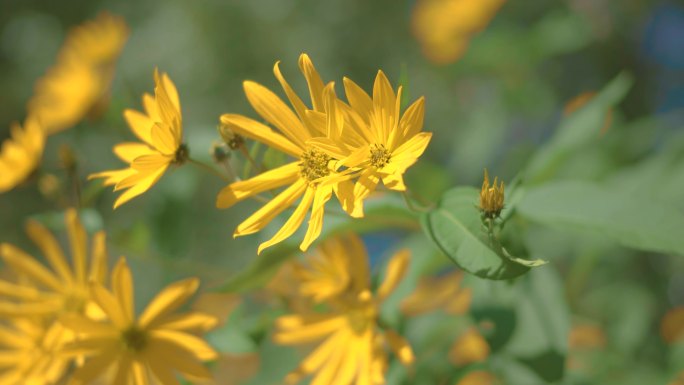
[113,142,154,163]
[234,179,307,237]
[333,179,357,217]
[273,60,309,125]
[243,81,309,147]
[139,278,199,328]
[298,53,326,112]
[257,185,316,255]
[124,109,155,146]
[219,113,301,157]
[387,131,432,169]
[351,169,381,218]
[154,312,218,333]
[131,361,149,385]
[66,208,88,283]
[398,96,425,142]
[71,346,118,384]
[150,123,178,155]
[0,244,61,291]
[385,330,414,365]
[146,336,213,379]
[112,354,132,385]
[146,353,182,385]
[112,258,135,323]
[89,231,108,283]
[449,328,490,367]
[376,249,410,301]
[59,314,116,336]
[24,219,72,283]
[150,329,218,361]
[343,77,373,124]
[345,233,371,293]
[381,172,406,191]
[90,283,128,329]
[112,164,169,209]
[215,162,299,209]
[274,315,345,345]
[300,185,333,251]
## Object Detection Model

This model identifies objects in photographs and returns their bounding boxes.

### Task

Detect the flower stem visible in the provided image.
[401,190,433,213]
[188,158,232,182]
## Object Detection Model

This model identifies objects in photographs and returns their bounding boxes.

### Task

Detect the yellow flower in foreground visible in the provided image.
[311,71,431,217]
[61,257,218,385]
[411,0,505,64]
[479,169,504,219]
[28,12,128,134]
[0,319,70,385]
[0,208,107,317]
[0,117,45,193]
[274,234,414,385]
[217,54,354,254]
[90,69,186,209]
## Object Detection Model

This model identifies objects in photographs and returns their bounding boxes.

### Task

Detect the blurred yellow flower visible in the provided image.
[455,370,499,385]
[479,169,504,219]
[400,270,472,316]
[0,208,107,317]
[28,12,128,134]
[411,0,505,64]
[661,307,684,344]
[449,327,490,367]
[0,319,71,385]
[0,117,45,194]
[90,69,186,209]
[217,54,354,254]
[60,257,218,385]
[273,234,414,385]
[310,71,431,217]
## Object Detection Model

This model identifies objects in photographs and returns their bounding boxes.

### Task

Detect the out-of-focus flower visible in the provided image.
[90,69,186,209]
[400,271,472,316]
[563,91,613,135]
[0,118,45,194]
[0,319,71,385]
[273,234,414,385]
[28,12,128,134]
[661,307,684,344]
[569,323,607,350]
[449,327,490,367]
[411,0,505,64]
[216,54,354,254]
[455,371,499,385]
[60,257,218,385]
[479,169,504,219]
[310,71,431,217]
[0,208,107,317]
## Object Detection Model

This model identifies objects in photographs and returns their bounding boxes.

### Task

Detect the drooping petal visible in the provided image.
[381,172,406,191]
[112,164,169,209]
[300,185,333,251]
[298,53,326,112]
[351,169,381,218]
[146,335,213,379]
[215,162,300,209]
[256,185,316,254]
[234,179,307,237]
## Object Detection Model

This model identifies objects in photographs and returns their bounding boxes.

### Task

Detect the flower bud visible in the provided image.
[479,169,504,219]
[219,123,245,150]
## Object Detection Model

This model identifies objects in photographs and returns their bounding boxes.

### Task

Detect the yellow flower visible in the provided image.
[273,234,414,385]
[411,0,505,64]
[311,71,432,217]
[89,69,186,209]
[0,319,71,385]
[479,169,504,219]
[28,12,128,134]
[216,54,354,254]
[60,257,218,385]
[0,117,45,193]
[400,271,472,316]
[0,208,107,317]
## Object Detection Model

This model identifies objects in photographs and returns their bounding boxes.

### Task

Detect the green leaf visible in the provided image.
[517,180,684,256]
[524,72,633,184]
[422,187,545,280]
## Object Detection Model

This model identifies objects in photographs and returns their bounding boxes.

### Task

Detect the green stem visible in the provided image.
[401,190,433,213]
[188,158,232,182]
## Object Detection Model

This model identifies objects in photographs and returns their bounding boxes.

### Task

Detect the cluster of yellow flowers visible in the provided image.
[0,209,217,385]
[0,11,505,385]
[0,12,128,193]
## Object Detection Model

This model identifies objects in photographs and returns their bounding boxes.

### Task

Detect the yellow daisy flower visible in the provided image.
[0,208,107,317]
[28,12,128,134]
[311,71,432,217]
[0,319,70,385]
[411,0,505,64]
[0,117,45,194]
[273,234,414,385]
[89,69,186,209]
[217,54,354,254]
[60,257,218,385]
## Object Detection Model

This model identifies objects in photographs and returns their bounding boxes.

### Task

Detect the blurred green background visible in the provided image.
[1,0,684,384]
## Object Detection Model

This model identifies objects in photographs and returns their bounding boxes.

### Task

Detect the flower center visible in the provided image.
[173,143,189,165]
[299,148,331,182]
[121,326,147,352]
[345,291,378,334]
[369,144,391,168]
